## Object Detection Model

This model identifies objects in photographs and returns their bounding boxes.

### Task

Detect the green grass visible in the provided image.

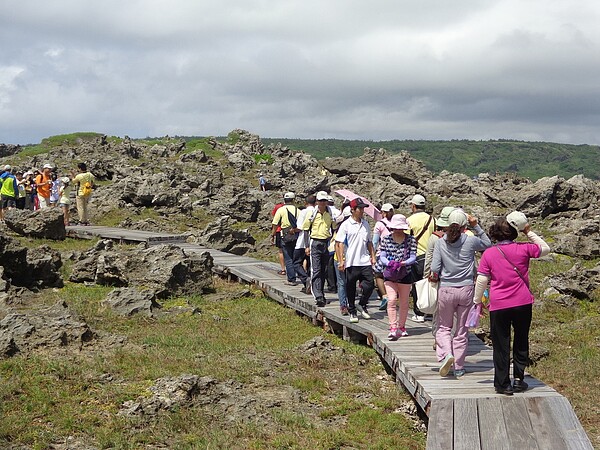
[0,279,425,449]
[94,207,162,227]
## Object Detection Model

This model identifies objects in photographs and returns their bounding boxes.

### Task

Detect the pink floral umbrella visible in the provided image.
[334,189,382,221]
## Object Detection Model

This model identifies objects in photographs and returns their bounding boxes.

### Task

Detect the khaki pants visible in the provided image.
[75,195,91,223]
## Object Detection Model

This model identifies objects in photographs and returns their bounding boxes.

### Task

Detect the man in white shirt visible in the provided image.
[335,198,377,323]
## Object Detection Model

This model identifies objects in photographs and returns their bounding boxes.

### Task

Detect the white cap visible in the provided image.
[381,203,394,212]
[61,177,70,184]
[342,205,351,217]
[316,191,329,201]
[409,194,426,206]
[3,165,11,171]
[448,210,468,227]
[506,211,528,232]
[327,195,334,203]
[283,192,295,199]
[43,163,54,169]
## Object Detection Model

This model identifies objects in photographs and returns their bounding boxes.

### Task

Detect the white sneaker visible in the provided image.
[349,313,359,323]
[439,354,455,377]
[411,314,425,323]
[360,306,371,319]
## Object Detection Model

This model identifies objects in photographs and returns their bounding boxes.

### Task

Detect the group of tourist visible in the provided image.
[0,162,96,226]
[271,190,549,395]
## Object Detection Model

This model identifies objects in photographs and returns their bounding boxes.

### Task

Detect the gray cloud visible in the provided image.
[1,0,600,144]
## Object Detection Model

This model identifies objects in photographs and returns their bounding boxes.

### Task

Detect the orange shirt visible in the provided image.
[36,173,52,198]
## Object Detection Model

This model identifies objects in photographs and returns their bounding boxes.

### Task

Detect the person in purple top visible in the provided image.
[473,211,550,395]
[373,214,418,340]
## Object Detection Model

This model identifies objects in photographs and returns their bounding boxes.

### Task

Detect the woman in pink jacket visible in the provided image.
[473,211,550,395]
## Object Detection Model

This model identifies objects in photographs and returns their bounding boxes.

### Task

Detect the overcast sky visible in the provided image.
[1,1,600,145]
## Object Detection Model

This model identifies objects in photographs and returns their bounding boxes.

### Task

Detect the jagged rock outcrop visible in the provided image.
[4,207,66,240]
[551,217,600,259]
[322,147,432,188]
[193,216,256,255]
[0,143,20,158]
[0,234,63,289]
[209,186,261,222]
[0,301,95,357]
[544,263,600,300]
[69,240,213,297]
[508,175,599,218]
[103,288,161,317]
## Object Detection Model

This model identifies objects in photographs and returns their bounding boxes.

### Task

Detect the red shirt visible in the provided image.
[271,203,284,232]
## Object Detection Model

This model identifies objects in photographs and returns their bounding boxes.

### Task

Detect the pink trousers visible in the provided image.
[435,285,474,370]
[384,281,412,329]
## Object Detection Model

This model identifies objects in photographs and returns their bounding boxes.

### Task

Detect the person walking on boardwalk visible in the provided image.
[294,194,315,294]
[335,197,376,323]
[271,192,300,286]
[302,191,333,307]
[270,201,287,276]
[71,162,95,225]
[424,206,455,345]
[373,203,395,311]
[473,212,550,395]
[332,205,352,315]
[431,210,491,377]
[407,194,436,322]
[373,214,417,339]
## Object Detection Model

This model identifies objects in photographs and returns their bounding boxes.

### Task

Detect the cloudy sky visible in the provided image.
[1,1,600,145]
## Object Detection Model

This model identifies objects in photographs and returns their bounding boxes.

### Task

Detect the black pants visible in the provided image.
[310,239,329,300]
[490,304,532,390]
[293,248,308,285]
[326,252,337,292]
[410,255,426,316]
[345,265,374,314]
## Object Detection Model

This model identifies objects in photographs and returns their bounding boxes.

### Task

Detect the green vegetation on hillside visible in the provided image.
[19,132,122,158]
[14,133,599,181]
[262,138,600,181]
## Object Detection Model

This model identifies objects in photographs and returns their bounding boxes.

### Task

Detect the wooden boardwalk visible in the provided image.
[67,226,594,450]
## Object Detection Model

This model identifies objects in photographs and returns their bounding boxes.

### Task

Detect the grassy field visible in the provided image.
[0,276,426,449]
[527,256,600,446]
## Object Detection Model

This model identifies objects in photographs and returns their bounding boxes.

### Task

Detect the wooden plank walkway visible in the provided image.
[66,225,594,449]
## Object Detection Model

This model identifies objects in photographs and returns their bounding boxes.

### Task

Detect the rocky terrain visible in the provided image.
[0,129,598,447]
[1,128,599,359]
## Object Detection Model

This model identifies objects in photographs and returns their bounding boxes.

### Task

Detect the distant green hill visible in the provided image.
[262,138,600,181]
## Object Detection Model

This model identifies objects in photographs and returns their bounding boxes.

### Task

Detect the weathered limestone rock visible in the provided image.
[70,241,213,298]
[544,263,600,300]
[103,288,160,317]
[0,301,95,357]
[4,207,66,240]
[195,216,256,255]
[0,234,63,289]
